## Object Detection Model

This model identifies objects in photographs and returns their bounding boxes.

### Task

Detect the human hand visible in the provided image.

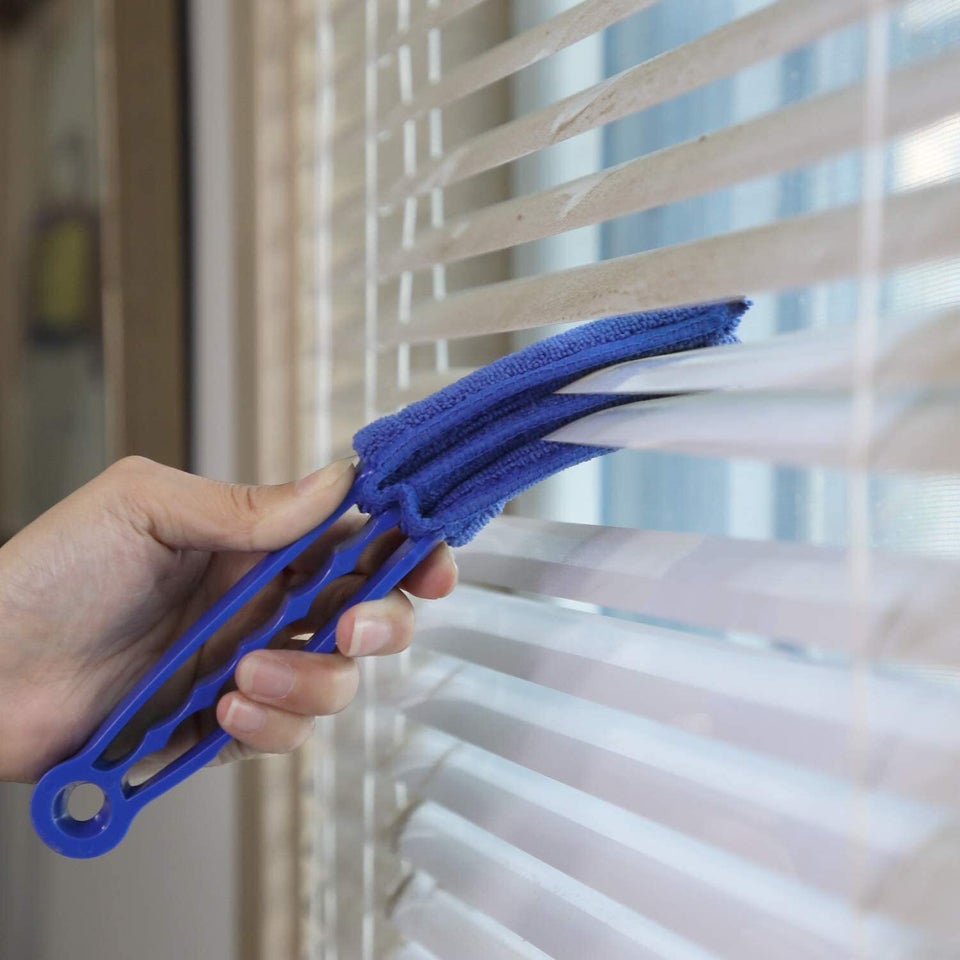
[0,456,457,783]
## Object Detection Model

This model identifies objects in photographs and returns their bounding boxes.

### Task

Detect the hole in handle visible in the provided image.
[54,781,112,840]
[67,782,105,821]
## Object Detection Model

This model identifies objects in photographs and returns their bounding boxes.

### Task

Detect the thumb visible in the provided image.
[103,456,356,552]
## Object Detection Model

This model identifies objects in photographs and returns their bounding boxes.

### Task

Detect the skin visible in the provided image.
[0,456,457,783]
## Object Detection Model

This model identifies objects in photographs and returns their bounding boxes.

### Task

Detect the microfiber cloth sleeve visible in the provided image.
[354,298,748,546]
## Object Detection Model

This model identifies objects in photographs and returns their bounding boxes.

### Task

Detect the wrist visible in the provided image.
[0,565,50,782]
[0,678,64,783]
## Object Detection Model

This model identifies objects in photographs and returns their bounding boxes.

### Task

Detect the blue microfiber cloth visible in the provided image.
[354,299,748,546]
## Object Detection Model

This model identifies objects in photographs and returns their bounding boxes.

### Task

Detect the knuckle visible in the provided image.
[294,717,317,749]
[105,455,156,485]
[384,595,416,652]
[319,658,359,715]
[100,456,160,531]
[339,658,361,702]
[399,597,417,639]
[223,482,262,535]
[290,717,316,752]
[323,575,363,617]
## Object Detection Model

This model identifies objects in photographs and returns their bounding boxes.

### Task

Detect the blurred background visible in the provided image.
[0,0,189,536]
[0,2,234,958]
[0,0,110,536]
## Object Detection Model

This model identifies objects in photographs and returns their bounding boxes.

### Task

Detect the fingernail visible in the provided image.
[295,458,354,497]
[224,698,266,734]
[348,617,392,657]
[238,653,295,700]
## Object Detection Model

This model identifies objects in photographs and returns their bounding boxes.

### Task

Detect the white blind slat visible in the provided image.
[399,802,720,960]
[383,0,890,205]
[455,517,960,668]
[413,586,960,798]
[392,873,554,960]
[396,945,441,960]
[394,660,945,899]
[560,309,960,394]
[548,390,958,474]
[380,51,960,277]
[392,669,950,920]
[394,731,956,952]
[385,180,960,344]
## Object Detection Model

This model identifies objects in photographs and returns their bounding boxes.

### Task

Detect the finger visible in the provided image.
[401,542,458,600]
[201,540,453,677]
[102,455,355,553]
[217,691,316,754]
[234,649,359,716]
[336,590,416,658]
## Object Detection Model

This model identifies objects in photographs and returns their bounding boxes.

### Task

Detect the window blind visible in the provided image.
[309,1,960,958]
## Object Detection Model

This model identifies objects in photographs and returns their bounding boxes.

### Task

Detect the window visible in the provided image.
[296,0,960,956]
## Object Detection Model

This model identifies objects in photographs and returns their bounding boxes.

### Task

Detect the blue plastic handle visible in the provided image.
[31,470,440,858]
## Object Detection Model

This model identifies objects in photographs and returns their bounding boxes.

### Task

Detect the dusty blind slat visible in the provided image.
[381,0,659,134]
[382,0,888,206]
[385,180,960,344]
[380,51,960,277]
[392,872,556,960]
[367,307,960,409]
[398,802,724,960]
[549,390,959,473]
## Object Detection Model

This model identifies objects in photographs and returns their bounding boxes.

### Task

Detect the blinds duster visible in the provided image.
[312,0,960,958]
